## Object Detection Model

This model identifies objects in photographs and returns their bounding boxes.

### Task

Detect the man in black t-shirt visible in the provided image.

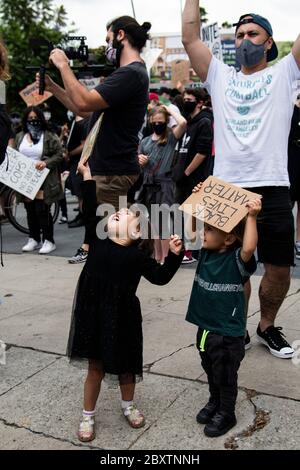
[37,15,151,212]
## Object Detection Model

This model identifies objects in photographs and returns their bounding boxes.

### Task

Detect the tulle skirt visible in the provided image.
[67,269,143,386]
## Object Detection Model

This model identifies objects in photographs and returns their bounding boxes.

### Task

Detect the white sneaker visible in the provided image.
[22,238,41,252]
[181,255,197,264]
[39,240,56,255]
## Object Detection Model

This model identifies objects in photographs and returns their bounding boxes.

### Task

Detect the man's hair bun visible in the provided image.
[141,22,152,33]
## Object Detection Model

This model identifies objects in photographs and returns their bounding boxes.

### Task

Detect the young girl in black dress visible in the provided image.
[67,161,183,442]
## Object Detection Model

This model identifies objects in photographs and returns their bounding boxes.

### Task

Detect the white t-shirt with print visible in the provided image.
[204,53,300,187]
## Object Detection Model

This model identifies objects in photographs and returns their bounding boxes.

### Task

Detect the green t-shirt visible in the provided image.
[186,248,257,337]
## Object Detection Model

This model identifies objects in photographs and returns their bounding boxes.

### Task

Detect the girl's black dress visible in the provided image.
[67,180,182,384]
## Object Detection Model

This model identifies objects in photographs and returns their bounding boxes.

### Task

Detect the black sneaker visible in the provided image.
[204,411,237,437]
[256,325,294,359]
[68,248,88,264]
[196,400,219,424]
[245,330,251,351]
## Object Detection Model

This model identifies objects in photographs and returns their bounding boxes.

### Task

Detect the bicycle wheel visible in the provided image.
[5,189,60,234]
[5,189,29,234]
[52,200,59,224]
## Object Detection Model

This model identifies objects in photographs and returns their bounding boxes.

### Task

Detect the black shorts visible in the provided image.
[247,186,294,267]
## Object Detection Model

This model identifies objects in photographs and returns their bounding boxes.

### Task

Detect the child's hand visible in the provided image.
[246,198,262,217]
[138,154,149,167]
[192,182,203,193]
[169,235,183,255]
[77,161,91,180]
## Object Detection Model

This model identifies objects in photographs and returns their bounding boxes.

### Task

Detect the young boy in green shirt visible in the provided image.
[186,184,261,437]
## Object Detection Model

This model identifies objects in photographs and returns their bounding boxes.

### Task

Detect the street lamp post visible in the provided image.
[130,0,136,19]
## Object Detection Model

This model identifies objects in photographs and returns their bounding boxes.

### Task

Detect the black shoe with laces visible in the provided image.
[256,325,294,359]
[196,400,219,424]
[204,411,237,437]
[68,247,88,264]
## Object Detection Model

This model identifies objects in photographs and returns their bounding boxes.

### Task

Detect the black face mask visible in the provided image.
[183,101,197,115]
[152,123,167,135]
[27,120,42,144]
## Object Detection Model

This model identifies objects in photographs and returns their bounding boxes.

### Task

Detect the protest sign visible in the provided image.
[79,113,104,166]
[221,39,237,67]
[202,23,223,61]
[19,82,52,106]
[0,147,49,200]
[179,176,261,233]
[171,60,190,87]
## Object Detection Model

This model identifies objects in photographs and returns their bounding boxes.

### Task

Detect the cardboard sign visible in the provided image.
[79,113,103,165]
[202,22,223,61]
[0,147,49,200]
[19,82,53,106]
[171,60,190,87]
[179,176,261,233]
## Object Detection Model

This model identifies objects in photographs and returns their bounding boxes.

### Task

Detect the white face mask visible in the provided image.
[105,41,117,65]
[43,112,51,121]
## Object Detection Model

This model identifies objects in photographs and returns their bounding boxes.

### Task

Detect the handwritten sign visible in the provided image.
[0,147,49,200]
[19,82,53,106]
[202,23,223,61]
[179,176,261,233]
[79,113,103,165]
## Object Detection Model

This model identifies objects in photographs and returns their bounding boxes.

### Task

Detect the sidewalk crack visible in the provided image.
[128,387,189,450]
[0,357,62,398]
[224,389,271,450]
[247,288,300,319]
[4,343,65,357]
[0,417,103,450]
[143,344,194,372]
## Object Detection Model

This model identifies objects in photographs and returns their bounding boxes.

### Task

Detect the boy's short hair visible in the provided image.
[184,88,209,104]
[230,218,246,248]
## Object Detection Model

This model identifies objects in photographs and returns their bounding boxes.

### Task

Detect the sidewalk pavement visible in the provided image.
[0,253,300,450]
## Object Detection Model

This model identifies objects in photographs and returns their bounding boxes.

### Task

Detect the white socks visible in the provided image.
[83,409,96,418]
[121,400,133,411]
